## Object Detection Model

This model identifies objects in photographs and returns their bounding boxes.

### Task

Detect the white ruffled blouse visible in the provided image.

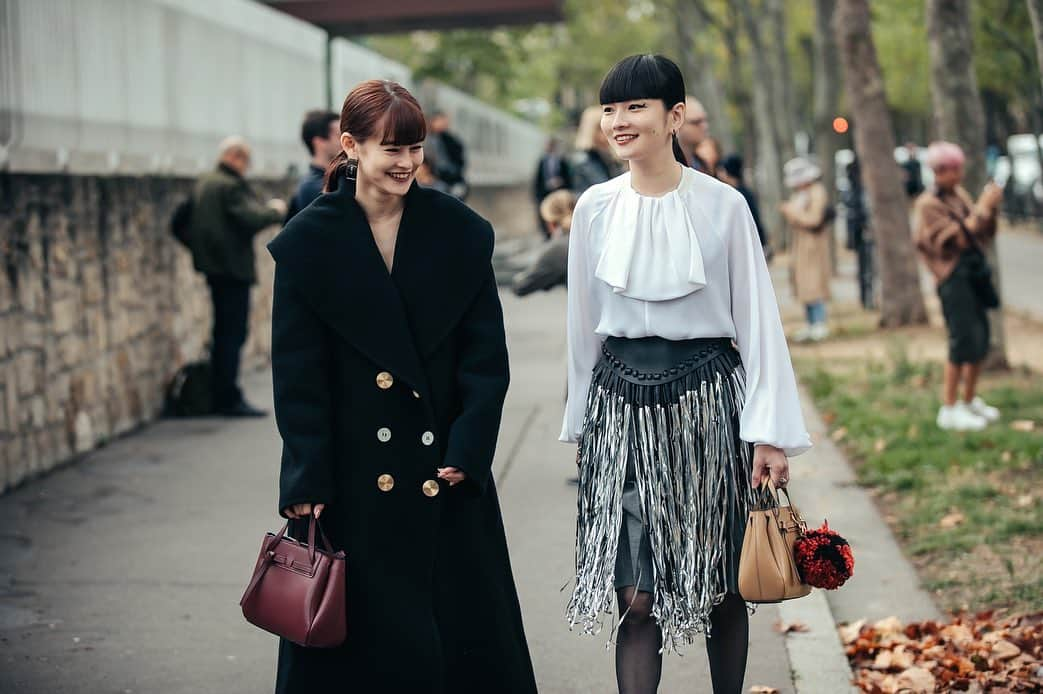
[560,166,812,457]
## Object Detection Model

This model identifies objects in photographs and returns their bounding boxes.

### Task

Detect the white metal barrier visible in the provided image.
[0,0,544,184]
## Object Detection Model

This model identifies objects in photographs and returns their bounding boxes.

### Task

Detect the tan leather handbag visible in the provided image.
[738,482,812,603]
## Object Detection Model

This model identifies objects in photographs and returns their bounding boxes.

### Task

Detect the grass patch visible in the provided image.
[796,342,1043,615]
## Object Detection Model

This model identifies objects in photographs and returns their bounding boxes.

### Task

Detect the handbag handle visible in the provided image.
[760,479,808,531]
[240,515,335,607]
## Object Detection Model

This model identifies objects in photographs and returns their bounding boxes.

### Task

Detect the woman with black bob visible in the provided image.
[267,79,537,694]
[562,55,811,694]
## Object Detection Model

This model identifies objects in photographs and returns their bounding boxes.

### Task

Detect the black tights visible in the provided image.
[614,589,749,694]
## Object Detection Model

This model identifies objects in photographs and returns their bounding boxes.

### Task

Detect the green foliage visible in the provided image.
[795,355,1043,613]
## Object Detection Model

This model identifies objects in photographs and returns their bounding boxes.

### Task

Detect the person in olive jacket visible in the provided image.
[267,80,537,694]
[188,137,286,416]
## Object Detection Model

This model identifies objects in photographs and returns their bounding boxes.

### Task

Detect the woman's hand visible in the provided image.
[750,444,790,488]
[437,467,467,486]
[284,503,325,519]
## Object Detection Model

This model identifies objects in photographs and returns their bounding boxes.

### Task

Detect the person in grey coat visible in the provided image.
[512,189,576,296]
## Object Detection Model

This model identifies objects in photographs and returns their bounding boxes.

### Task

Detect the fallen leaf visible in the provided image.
[1001,450,1013,463]
[991,640,1021,660]
[773,620,810,634]
[748,686,779,694]
[874,616,905,636]
[839,619,866,644]
[939,511,965,529]
[1016,494,1034,508]
[874,437,888,453]
[1010,419,1035,432]
[941,623,975,646]
[896,665,936,692]
[831,426,848,442]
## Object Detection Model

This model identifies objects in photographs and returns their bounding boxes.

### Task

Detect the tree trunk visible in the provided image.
[813,0,843,206]
[927,0,1008,369]
[813,0,844,273]
[835,0,928,327]
[672,0,735,152]
[766,0,797,159]
[1025,0,1043,234]
[737,0,786,249]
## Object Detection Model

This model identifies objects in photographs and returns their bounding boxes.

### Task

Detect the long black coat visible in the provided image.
[266,180,538,694]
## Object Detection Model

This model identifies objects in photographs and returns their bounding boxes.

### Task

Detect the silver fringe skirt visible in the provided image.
[566,336,761,651]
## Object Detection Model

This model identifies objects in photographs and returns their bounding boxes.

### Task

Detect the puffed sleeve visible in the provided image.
[440,231,511,496]
[559,197,603,443]
[271,263,336,516]
[728,197,812,457]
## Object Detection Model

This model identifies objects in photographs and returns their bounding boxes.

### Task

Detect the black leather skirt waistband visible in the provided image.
[600,336,737,386]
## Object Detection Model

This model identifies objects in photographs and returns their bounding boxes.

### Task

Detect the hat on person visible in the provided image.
[783,156,822,188]
[720,153,744,180]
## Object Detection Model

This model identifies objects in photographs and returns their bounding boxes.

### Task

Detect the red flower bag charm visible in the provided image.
[793,520,854,590]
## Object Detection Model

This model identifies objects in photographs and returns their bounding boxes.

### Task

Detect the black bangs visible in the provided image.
[598,54,685,108]
[379,97,427,146]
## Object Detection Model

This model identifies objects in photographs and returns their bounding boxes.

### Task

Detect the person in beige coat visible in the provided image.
[781,157,833,341]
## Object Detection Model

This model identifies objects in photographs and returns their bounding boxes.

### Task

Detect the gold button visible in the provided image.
[377,474,395,492]
[376,372,394,390]
[422,480,440,497]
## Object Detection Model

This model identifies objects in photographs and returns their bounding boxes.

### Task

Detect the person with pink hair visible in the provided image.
[913,141,1004,431]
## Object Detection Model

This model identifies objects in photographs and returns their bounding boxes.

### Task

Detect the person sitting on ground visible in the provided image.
[512,189,576,296]
[913,141,1004,432]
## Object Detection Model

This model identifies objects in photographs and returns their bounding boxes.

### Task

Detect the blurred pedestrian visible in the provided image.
[563,54,810,694]
[426,110,468,199]
[902,142,925,199]
[416,158,449,193]
[268,79,537,694]
[913,141,1004,432]
[843,158,875,310]
[512,189,576,295]
[781,156,833,342]
[676,95,710,172]
[696,136,722,177]
[533,137,573,238]
[570,105,616,194]
[286,110,340,222]
[718,153,771,258]
[188,136,285,417]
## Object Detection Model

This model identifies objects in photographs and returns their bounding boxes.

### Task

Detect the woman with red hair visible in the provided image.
[266,80,537,693]
[914,141,1005,432]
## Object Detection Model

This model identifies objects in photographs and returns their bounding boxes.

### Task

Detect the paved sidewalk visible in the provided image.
[0,274,940,693]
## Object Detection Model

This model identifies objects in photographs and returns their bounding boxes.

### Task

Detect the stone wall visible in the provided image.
[0,174,530,493]
[0,173,290,493]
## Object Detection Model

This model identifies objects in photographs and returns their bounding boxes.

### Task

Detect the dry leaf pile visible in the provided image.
[842,612,1043,693]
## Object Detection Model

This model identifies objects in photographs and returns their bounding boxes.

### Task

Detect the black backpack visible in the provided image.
[171,196,193,248]
[163,361,214,417]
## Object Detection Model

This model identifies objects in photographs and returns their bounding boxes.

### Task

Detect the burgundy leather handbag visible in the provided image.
[240,516,347,647]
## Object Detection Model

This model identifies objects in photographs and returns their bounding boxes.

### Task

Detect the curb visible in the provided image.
[779,588,858,693]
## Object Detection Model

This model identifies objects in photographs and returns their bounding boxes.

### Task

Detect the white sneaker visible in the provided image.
[937,403,987,431]
[967,396,1000,423]
[810,324,830,341]
[793,326,813,343]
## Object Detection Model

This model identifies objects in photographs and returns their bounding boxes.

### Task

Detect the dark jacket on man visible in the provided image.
[267,180,537,694]
[285,163,326,223]
[188,163,282,284]
[533,153,572,202]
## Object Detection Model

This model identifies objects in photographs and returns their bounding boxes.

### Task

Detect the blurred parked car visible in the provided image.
[1003,134,1043,219]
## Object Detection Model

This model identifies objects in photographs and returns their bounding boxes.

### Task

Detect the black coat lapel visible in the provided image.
[268,182,428,395]
[267,181,493,393]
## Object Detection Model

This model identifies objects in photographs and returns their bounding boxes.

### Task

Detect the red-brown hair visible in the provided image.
[324,80,427,192]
